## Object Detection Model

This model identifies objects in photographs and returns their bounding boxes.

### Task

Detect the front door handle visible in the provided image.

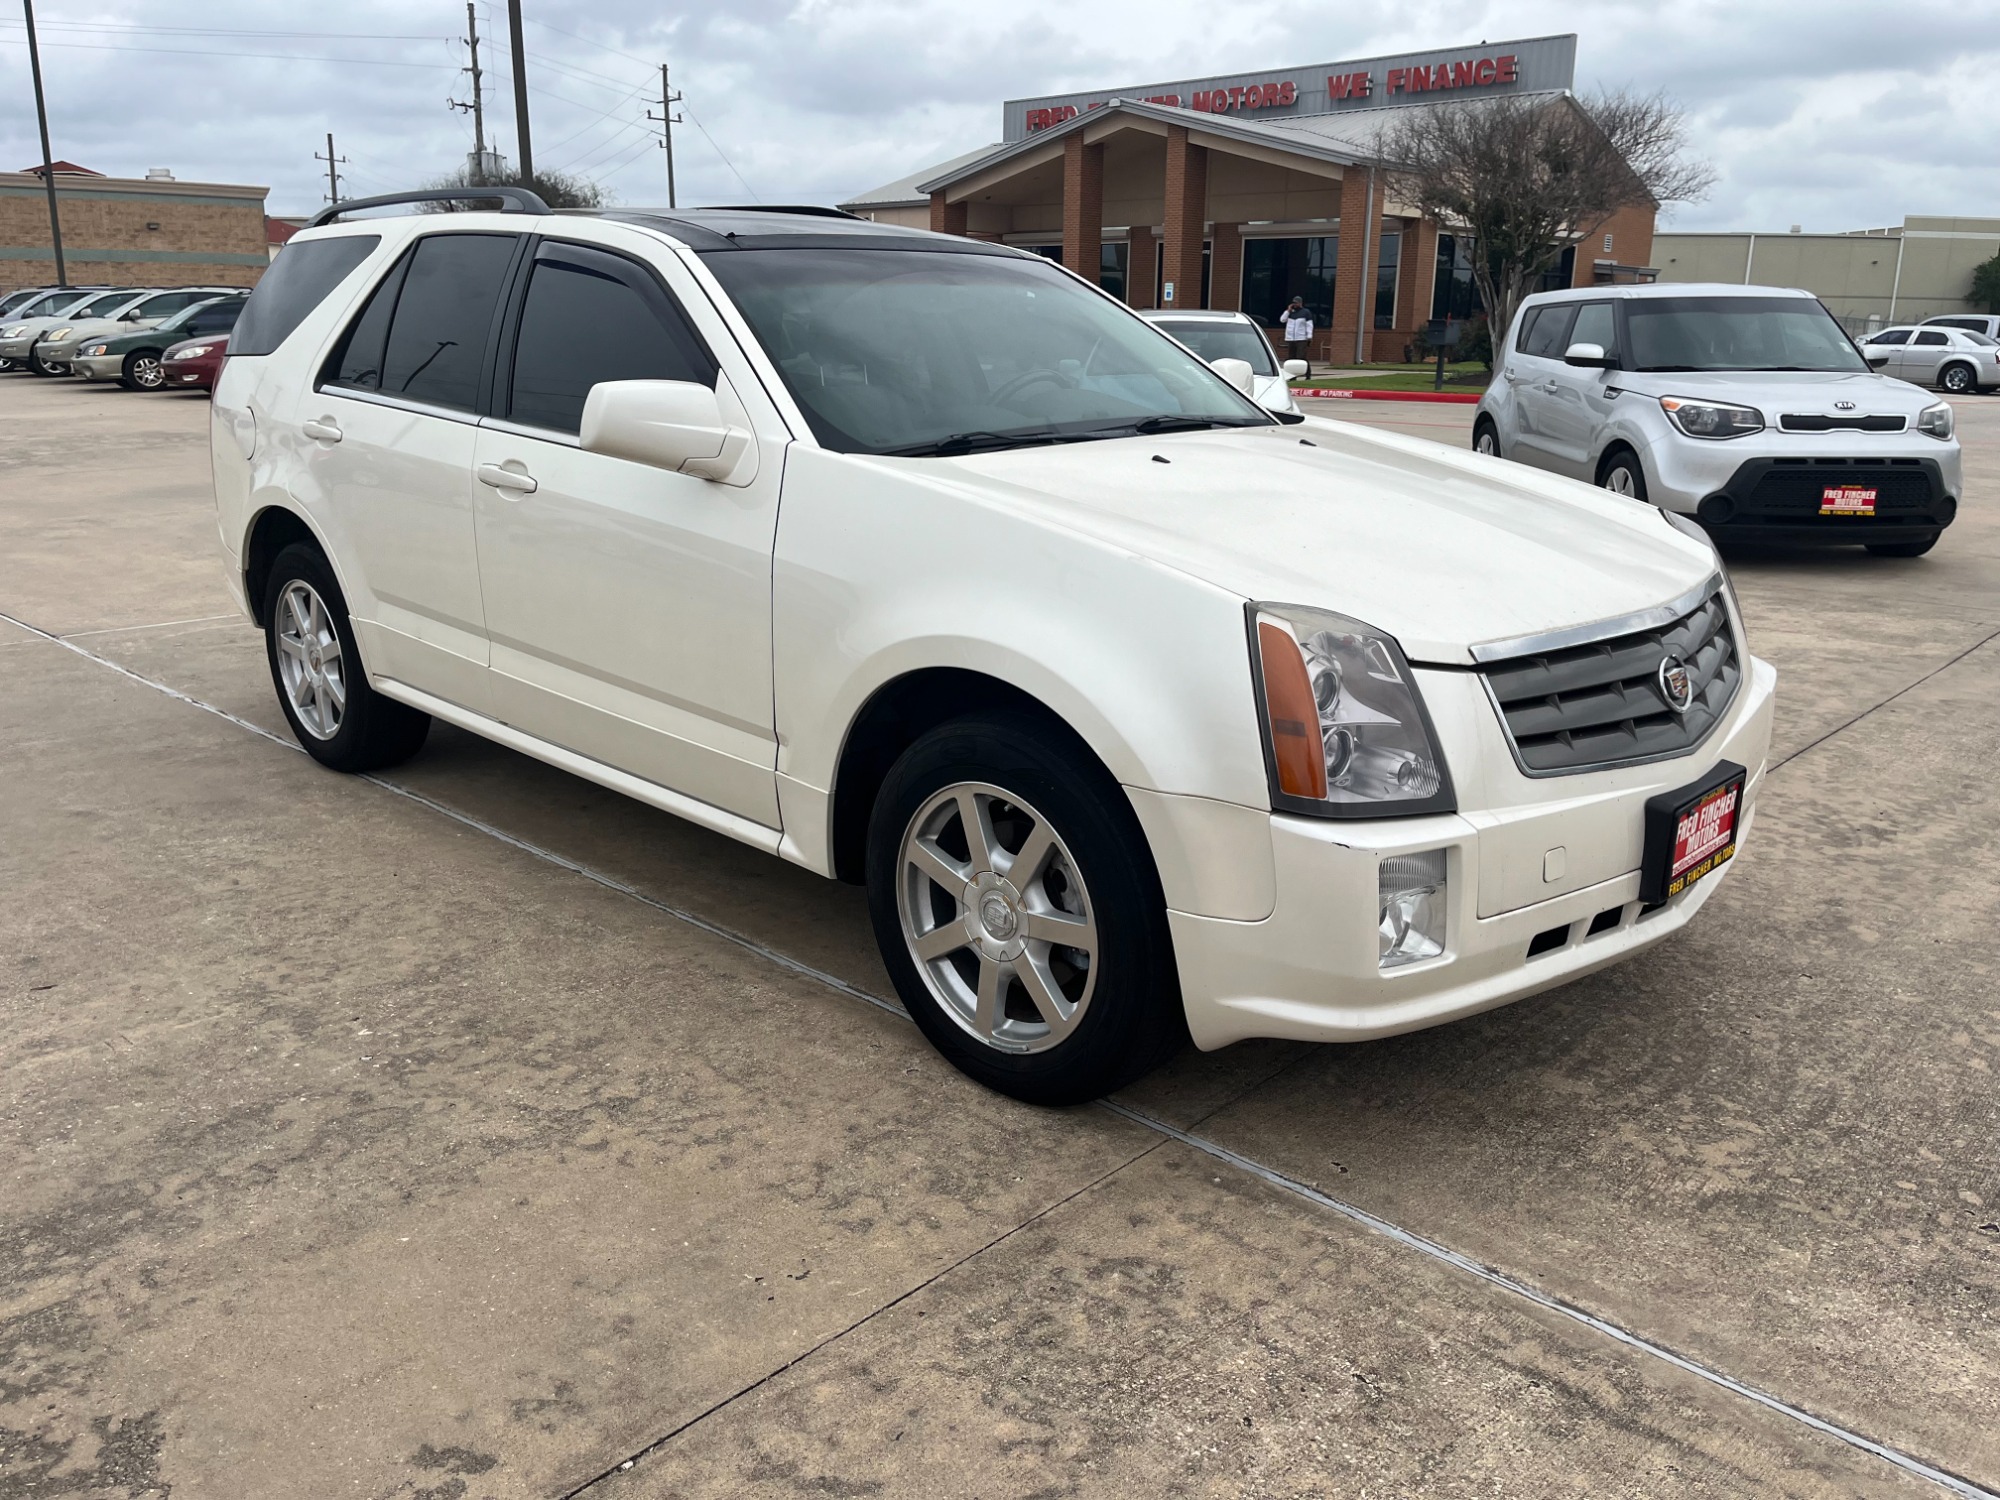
[301,416,342,443]
[478,461,538,495]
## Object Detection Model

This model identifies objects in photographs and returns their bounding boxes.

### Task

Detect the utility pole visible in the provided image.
[448,1,489,175]
[23,0,68,286]
[647,64,683,208]
[315,133,347,205]
[506,0,533,180]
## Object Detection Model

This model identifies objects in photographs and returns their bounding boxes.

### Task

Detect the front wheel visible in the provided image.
[263,542,430,771]
[1938,364,1974,395]
[1866,533,1940,558]
[119,350,166,391]
[1600,451,1648,501]
[866,714,1185,1105]
[26,349,64,376]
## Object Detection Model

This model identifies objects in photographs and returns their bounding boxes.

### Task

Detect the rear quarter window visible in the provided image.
[230,235,381,357]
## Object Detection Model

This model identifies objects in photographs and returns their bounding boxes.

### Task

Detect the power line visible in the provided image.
[0,37,453,66]
[682,103,759,201]
[522,14,653,69]
[0,19,445,40]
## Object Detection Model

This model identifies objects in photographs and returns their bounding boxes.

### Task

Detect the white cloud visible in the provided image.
[1,0,1994,228]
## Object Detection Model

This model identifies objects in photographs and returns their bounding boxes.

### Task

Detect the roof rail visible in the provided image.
[303,186,550,229]
[694,204,863,220]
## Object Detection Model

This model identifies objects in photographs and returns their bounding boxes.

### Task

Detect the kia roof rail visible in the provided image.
[303,186,551,229]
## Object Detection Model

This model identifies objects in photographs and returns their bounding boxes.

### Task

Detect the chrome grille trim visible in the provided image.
[1477,581,1742,777]
[1469,572,1723,665]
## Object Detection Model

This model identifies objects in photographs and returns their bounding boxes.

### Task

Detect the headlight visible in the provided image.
[1,325,23,338]
[1917,402,1954,441]
[82,343,109,357]
[171,344,214,360]
[1249,604,1455,817]
[1660,396,1763,439]
[47,327,73,342]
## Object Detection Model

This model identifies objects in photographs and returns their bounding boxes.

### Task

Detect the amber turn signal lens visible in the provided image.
[1258,620,1328,801]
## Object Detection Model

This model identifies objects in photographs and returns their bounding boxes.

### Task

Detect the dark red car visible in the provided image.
[160,332,228,392]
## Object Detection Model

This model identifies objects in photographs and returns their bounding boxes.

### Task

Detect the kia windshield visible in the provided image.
[1149,318,1280,375]
[1623,295,1868,374]
[701,247,1272,456]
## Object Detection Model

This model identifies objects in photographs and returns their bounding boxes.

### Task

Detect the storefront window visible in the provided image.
[1100,242,1127,303]
[1375,231,1401,329]
[1243,236,1336,329]
[1432,236,1578,320]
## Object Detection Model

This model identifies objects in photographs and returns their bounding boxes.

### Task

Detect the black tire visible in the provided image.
[1866,533,1940,558]
[1599,450,1648,502]
[0,357,16,373]
[262,542,430,771]
[1471,417,1501,457]
[119,349,166,391]
[26,348,63,376]
[865,713,1185,1105]
[1939,363,1974,395]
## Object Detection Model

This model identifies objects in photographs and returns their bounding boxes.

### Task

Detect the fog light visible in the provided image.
[1379,850,1447,969]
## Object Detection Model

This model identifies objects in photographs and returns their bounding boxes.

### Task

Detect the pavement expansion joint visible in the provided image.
[1765,625,2000,776]
[4,604,1994,1500]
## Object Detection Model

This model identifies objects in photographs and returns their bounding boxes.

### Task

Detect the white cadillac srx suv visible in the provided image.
[211,191,1776,1104]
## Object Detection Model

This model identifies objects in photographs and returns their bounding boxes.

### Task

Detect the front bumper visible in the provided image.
[72,354,122,381]
[1640,426,1961,540]
[1171,651,1777,1049]
[0,336,41,361]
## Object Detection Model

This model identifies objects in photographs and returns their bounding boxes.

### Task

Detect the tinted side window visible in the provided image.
[379,234,518,412]
[1913,331,1948,346]
[232,235,381,356]
[1520,304,1576,358]
[506,243,715,434]
[324,253,413,392]
[1568,302,1617,357]
[1868,330,1910,346]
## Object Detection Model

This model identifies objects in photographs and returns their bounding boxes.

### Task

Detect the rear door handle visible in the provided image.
[301,417,342,443]
[478,462,538,495]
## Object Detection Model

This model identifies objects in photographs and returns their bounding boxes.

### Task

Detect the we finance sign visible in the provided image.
[1002,33,1576,141]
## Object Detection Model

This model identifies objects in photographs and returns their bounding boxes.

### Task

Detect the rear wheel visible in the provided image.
[1866,533,1939,558]
[1472,417,1500,457]
[263,542,430,771]
[119,350,166,391]
[1600,450,1648,501]
[1938,363,1974,395]
[866,714,1185,1105]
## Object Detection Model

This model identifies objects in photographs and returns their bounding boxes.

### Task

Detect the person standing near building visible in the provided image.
[1283,297,1314,364]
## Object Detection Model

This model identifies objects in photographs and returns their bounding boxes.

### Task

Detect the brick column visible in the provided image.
[930,193,967,237]
[1329,169,1382,364]
[1162,126,1208,310]
[1126,225,1156,307]
[1391,219,1439,361]
[1061,136,1105,286]
[1209,223,1243,312]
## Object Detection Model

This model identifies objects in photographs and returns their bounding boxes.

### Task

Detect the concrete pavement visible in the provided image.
[3,374,1996,1497]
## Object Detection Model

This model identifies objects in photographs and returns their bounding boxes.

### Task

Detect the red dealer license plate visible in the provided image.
[1821,485,1877,516]
[1640,761,1746,905]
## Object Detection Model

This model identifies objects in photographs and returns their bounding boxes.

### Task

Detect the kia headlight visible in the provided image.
[1660,396,1763,439]
[1917,402,1953,441]
[1249,604,1455,817]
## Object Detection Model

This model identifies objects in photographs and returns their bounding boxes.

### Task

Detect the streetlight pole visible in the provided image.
[23,0,68,287]
[506,0,533,179]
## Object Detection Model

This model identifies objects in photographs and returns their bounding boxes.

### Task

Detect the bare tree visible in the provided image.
[418,162,608,212]
[1374,90,1713,350]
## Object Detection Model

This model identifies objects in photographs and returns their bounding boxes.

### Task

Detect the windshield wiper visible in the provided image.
[1129,414,1250,434]
[880,429,1074,458]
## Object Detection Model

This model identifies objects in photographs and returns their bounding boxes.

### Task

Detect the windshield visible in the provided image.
[71,291,142,318]
[1148,318,1280,375]
[159,299,233,332]
[700,247,1271,455]
[1624,295,1867,373]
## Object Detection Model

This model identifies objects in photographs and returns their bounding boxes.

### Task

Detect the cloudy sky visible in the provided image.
[3,0,1997,228]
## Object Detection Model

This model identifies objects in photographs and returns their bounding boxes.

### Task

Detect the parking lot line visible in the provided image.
[59,612,239,638]
[9,601,1995,1497]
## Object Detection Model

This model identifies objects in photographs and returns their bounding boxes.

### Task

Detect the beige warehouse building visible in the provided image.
[1655,216,2000,330]
[2,163,270,291]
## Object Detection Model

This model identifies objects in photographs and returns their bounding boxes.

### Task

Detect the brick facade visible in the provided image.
[1208,224,1243,313]
[1574,201,1657,286]
[1060,137,1104,287]
[1126,225,1156,308]
[1,173,269,290]
[929,193,968,236]
[1161,127,1206,311]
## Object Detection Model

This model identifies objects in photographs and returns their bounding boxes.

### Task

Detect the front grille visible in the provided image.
[1480,589,1740,775]
[1778,413,1905,433]
[1734,458,1937,516]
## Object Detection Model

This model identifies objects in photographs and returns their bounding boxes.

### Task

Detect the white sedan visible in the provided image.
[211,196,1775,1104]
[1140,308,1306,414]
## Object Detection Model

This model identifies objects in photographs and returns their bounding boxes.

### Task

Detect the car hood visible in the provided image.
[1610,368,1941,415]
[46,317,148,343]
[916,416,1717,665]
[3,314,87,337]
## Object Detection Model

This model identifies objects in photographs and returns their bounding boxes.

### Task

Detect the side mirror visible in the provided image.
[1210,356,1257,395]
[1563,341,1612,368]
[580,378,752,482]
[1281,358,1309,379]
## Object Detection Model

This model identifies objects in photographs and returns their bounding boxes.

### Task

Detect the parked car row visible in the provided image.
[0,284,248,391]
[1858,322,2000,394]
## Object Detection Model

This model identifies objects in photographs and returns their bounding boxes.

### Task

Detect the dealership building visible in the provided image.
[1,162,270,290]
[843,33,1659,362]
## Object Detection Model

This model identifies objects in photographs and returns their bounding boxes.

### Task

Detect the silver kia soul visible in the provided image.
[1473,283,1963,558]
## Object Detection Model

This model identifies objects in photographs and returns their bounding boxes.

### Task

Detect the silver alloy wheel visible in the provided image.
[1604,464,1638,497]
[1941,365,1971,394]
[896,781,1099,1054]
[131,355,164,389]
[1475,428,1498,455]
[274,579,346,740]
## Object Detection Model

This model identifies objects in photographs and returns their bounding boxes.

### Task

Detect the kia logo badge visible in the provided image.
[1833,400,1856,410]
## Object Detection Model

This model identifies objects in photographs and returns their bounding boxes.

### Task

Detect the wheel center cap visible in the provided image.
[979,892,1018,941]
